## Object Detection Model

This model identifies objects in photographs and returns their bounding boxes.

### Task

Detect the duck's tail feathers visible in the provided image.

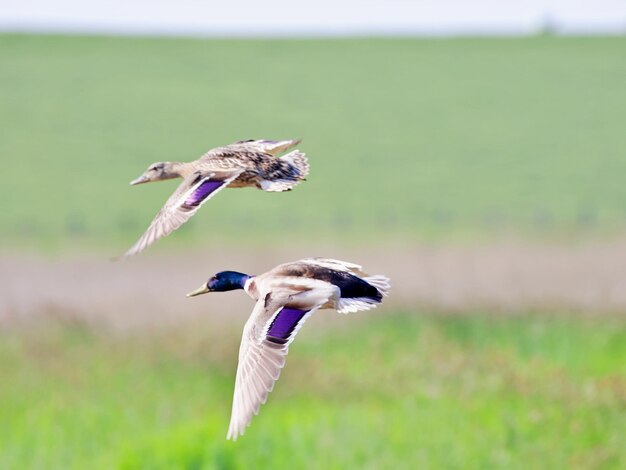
[365,275,391,297]
[281,150,309,180]
[337,275,391,314]
[337,297,380,314]
[260,151,309,192]
[259,179,298,192]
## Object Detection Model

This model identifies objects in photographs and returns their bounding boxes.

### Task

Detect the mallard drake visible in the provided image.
[186,257,390,440]
[120,139,308,258]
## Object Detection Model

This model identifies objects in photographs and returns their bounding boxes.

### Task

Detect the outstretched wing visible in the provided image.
[300,258,368,277]
[227,292,318,441]
[121,169,243,258]
[236,139,301,155]
[201,139,301,160]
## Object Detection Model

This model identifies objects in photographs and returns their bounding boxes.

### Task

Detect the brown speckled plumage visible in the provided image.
[119,139,308,258]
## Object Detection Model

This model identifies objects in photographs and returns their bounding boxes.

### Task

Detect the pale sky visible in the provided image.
[1,0,625,36]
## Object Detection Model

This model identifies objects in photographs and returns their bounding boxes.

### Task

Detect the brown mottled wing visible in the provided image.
[226,290,318,441]
[121,169,243,258]
[300,258,368,277]
[269,258,368,280]
[234,139,301,155]
[203,139,301,159]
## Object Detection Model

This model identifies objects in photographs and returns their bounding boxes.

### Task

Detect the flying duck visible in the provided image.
[186,257,390,440]
[120,139,308,258]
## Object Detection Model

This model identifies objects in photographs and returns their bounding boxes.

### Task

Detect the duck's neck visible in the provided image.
[231,272,252,290]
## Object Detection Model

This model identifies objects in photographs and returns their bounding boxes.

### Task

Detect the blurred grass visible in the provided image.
[1,312,625,468]
[1,35,626,252]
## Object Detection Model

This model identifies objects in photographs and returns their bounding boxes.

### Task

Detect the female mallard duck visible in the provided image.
[121,139,308,258]
[186,257,390,440]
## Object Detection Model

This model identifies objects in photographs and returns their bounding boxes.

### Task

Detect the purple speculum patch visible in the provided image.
[267,308,308,344]
[183,180,223,208]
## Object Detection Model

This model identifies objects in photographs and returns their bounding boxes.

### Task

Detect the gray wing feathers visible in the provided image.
[227,292,301,441]
[225,139,301,155]
[227,337,287,440]
[121,170,242,258]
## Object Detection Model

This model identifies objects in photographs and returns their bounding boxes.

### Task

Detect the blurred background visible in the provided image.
[1,1,625,468]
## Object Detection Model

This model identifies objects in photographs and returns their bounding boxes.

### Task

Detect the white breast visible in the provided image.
[243,277,259,300]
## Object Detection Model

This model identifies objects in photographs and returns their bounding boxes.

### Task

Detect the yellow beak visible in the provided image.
[186,285,210,297]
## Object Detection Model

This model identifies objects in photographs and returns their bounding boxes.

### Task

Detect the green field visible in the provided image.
[2,35,626,252]
[2,35,625,469]
[1,313,625,468]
